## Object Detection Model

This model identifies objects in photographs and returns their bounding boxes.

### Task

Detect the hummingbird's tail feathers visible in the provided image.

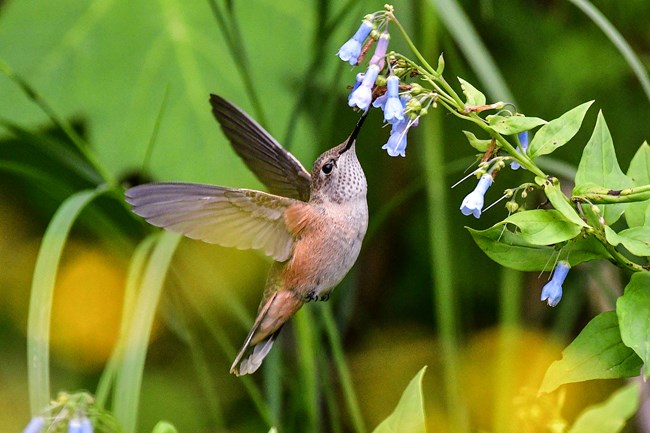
[230,290,304,376]
[231,331,281,376]
[209,94,312,202]
[125,182,297,262]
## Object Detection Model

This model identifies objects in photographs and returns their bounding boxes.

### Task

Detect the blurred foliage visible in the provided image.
[1,0,649,432]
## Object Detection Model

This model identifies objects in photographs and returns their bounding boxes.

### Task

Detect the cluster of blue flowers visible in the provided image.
[22,393,97,433]
[23,414,93,433]
[336,14,420,157]
[338,9,569,308]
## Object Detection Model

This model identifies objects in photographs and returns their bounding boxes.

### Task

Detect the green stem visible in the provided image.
[205,0,268,126]
[422,100,469,433]
[493,268,522,433]
[173,268,276,427]
[294,308,320,432]
[96,235,157,408]
[0,59,115,186]
[589,230,648,272]
[388,13,437,75]
[574,184,650,204]
[169,286,225,428]
[321,303,366,433]
[417,5,469,432]
[27,186,108,415]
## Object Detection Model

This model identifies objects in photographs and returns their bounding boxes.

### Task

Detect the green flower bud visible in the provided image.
[406,98,421,111]
[410,83,424,94]
[506,201,519,213]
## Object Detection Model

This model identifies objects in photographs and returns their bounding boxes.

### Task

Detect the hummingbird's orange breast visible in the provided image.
[281,200,368,298]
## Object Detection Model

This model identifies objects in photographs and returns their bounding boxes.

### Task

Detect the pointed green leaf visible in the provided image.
[462,130,491,152]
[625,142,650,227]
[616,272,650,379]
[458,77,486,106]
[488,115,547,135]
[467,225,609,271]
[0,0,319,185]
[372,367,427,433]
[27,187,108,414]
[540,312,642,394]
[605,226,650,257]
[567,383,639,433]
[113,231,182,433]
[542,179,589,227]
[574,111,634,224]
[504,209,582,245]
[528,101,594,159]
[151,421,179,433]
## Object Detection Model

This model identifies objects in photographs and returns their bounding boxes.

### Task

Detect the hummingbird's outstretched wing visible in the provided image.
[126,182,297,262]
[210,94,312,202]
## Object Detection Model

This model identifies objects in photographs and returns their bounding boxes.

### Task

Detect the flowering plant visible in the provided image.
[337,0,649,413]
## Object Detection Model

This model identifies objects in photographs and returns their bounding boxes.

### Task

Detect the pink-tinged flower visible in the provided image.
[369,31,390,69]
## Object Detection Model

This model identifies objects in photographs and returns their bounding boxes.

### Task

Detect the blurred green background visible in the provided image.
[1,0,649,432]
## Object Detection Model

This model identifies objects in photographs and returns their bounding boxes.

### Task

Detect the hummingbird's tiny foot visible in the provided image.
[305,291,317,302]
[319,293,330,302]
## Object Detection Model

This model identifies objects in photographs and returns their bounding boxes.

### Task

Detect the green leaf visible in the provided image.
[458,77,486,106]
[151,421,179,433]
[542,179,589,227]
[488,115,546,135]
[113,231,182,433]
[462,130,491,152]
[372,367,427,433]
[539,311,642,394]
[27,187,108,414]
[567,383,639,433]
[467,225,609,271]
[616,272,650,379]
[605,226,650,257]
[528,101,594,158]
[625,142,650,227]
[0,0,319,185]
[574,111,634,224]
[504,209,582,245]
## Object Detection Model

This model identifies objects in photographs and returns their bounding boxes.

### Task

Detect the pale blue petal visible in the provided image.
[23,417,45,433]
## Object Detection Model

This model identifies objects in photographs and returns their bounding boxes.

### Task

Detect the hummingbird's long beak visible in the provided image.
[339,108,370,155]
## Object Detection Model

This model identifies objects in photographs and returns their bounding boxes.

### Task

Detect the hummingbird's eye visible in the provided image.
[321,161,335,175]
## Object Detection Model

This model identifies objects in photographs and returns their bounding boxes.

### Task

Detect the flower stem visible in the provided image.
[388,13,437,76]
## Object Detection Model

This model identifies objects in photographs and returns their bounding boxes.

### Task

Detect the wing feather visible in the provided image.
[126,182,298,261]
[209,94,312,201]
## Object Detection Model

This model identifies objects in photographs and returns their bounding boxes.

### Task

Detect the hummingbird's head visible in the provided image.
[309,111,369,204]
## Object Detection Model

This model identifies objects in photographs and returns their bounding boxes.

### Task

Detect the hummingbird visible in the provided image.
[125,94,369,375]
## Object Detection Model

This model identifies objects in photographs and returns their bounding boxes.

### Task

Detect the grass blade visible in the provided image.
[294,308,319,432]
[96,234,158,408]
[113,231,181,433]
[173,268,276,427]
[569,0,650,105]
[0,58,115,185]
[428,0,514,102]
[321,303,366,433]
[27,186,108,414]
